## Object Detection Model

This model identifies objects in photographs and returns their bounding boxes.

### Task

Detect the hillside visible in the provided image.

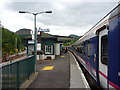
[40,33,80,46]
[68,34,80,39]
[38,32,79,46]
[16,29,81,47]
[44,33,80,41]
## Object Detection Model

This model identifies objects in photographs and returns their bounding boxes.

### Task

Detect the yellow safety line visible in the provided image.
[60,56,65,57]
[41,66,54,71]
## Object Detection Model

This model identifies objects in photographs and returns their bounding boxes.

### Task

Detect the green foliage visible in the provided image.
[62,39,77,46]
[1,28,25,56]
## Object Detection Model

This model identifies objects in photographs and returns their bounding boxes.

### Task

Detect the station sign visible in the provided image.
[38,28,50,32]
[28,40,34,44]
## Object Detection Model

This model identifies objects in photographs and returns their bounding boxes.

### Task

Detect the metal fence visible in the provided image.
[0,56,35,89]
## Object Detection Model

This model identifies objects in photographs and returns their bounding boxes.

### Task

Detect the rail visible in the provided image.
[0,55,35,89]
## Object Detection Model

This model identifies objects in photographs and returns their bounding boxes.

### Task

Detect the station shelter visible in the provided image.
[27,32,62,60]
[39,36,62,60]
[16,29,62,60]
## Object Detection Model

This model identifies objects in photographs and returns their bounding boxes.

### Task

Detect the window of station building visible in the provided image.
[101,35,108,65]
[88,40,91,57]
[45,45,53,54]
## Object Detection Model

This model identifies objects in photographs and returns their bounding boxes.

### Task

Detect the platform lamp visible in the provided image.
[19,11,52,71]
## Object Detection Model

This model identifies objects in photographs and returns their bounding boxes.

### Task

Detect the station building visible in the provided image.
[16,29,62,60]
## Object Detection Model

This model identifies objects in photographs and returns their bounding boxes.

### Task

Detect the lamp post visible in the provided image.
[19,11,52,71]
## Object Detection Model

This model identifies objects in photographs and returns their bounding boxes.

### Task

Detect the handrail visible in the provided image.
[0,55,34,68]
[1,55,35,88]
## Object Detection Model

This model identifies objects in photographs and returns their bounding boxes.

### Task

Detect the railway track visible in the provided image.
[2,52,27,63]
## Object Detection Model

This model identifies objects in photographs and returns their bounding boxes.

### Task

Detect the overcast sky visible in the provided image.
[0,0,119,36]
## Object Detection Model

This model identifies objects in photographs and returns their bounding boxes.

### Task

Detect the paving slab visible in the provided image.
[28,52,70,88]
[27,52,90,89]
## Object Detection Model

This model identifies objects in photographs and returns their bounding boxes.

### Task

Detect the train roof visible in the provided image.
[109,3,120,19]
[73,3,120,46]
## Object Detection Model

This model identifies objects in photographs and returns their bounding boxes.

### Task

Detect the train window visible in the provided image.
[85,42,88,56]
[88,40,90,57]
[77,47,79,52]
[79,43,83,54]
[83,42,85,55]
[101,35,108,65]
[79,47,83,54]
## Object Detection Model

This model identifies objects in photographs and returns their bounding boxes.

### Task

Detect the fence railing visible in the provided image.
[0,55,35,89]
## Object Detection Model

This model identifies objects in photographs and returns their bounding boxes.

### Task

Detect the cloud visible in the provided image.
[0,1,118,36]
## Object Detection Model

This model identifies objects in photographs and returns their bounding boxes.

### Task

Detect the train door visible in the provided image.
[98,29,108,88]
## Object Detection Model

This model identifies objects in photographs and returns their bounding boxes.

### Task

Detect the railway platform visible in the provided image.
[21,52,90,89]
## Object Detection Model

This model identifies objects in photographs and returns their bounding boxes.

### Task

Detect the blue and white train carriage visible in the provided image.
[71,4,120,89]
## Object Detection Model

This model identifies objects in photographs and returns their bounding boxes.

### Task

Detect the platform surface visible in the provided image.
[27,52,90,89]
[69,52,90,88]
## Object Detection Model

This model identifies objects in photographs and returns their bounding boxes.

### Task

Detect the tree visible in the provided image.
[1,27,25,56]
[62,39,77,46]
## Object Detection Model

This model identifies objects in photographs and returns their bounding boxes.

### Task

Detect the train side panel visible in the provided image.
[108,6,120,89]
[71,4,120,89]
[72,36,99,82]
[118,12,120,89]
[89,37,99,81]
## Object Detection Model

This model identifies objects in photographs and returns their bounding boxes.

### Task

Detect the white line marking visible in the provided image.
[70,52,90,88]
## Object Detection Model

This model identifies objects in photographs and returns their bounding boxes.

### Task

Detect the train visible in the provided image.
[70,3,120,89]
